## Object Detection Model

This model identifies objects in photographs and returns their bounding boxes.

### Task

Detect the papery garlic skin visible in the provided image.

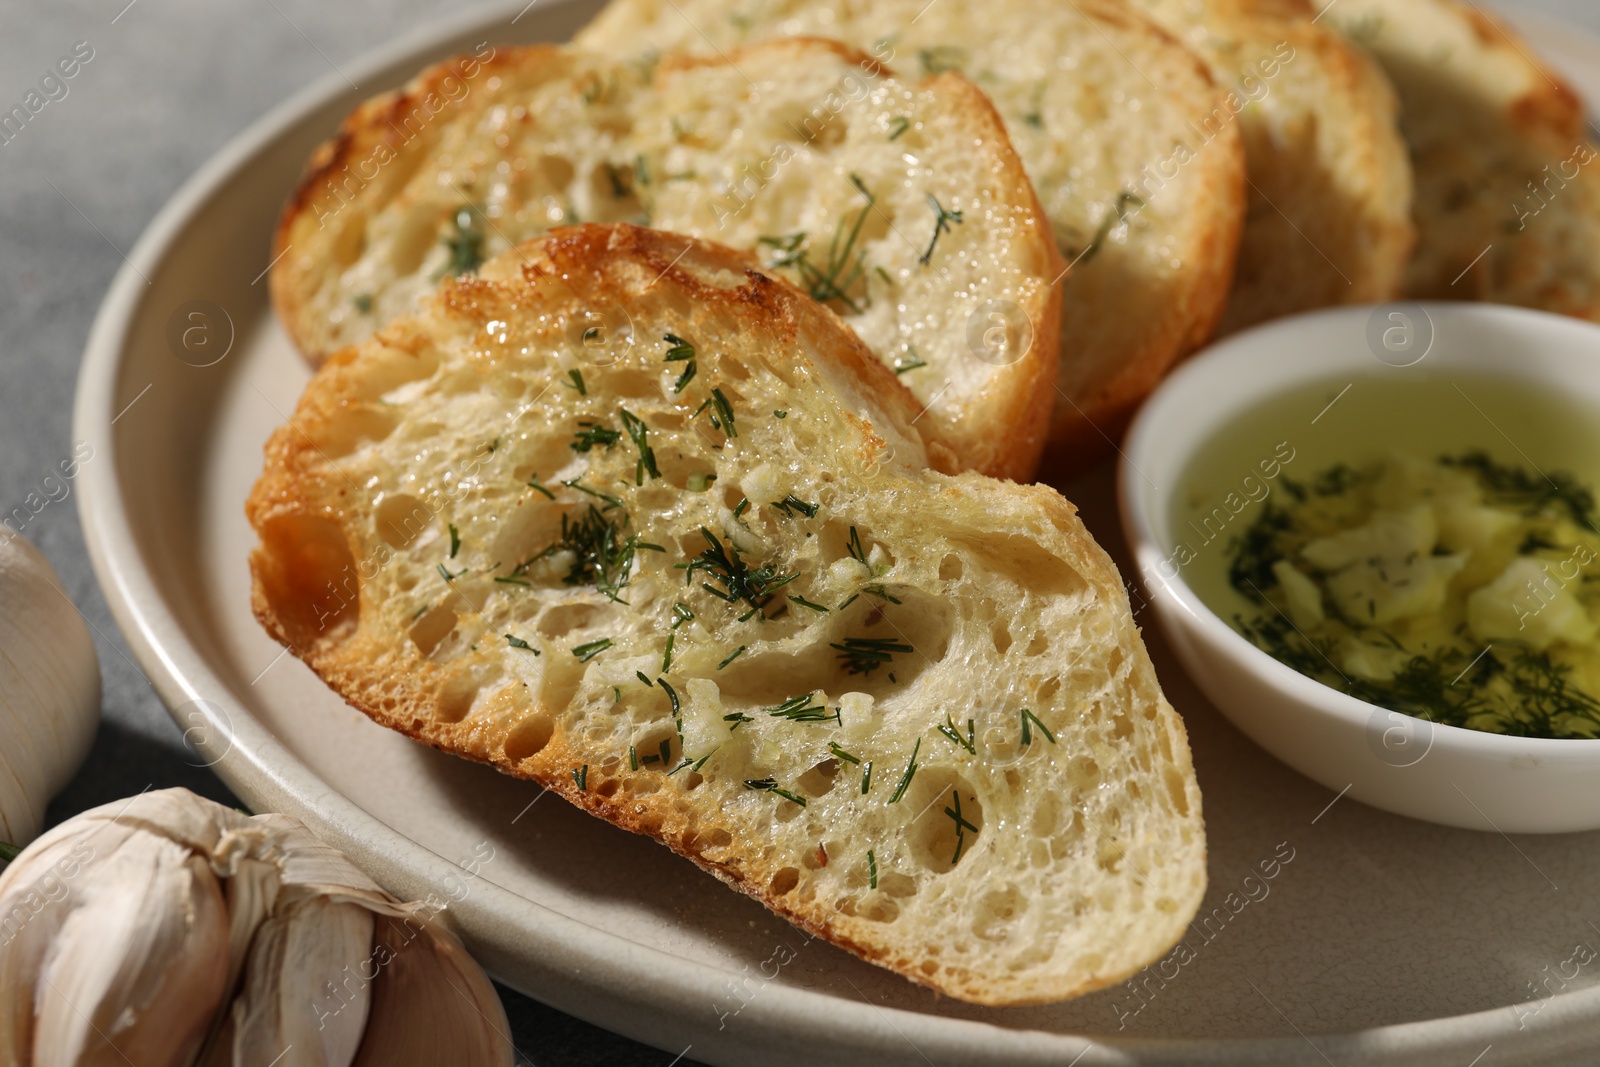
[0,534,100,846]
[0,789,513,1067]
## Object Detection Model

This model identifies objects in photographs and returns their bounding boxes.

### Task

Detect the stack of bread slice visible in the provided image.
[256,0,1600,1009]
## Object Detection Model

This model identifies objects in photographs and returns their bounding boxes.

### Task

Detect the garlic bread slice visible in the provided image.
[574,0,1247,468]
[270,40,1061,481]
[248,225,1206,1006]
[1315,0,1600,318]
[1132,0,1415,333]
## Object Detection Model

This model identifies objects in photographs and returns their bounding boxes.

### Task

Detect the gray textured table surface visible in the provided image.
[1,1,1596,1063]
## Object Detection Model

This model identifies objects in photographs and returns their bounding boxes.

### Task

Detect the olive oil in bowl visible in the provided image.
[1172,372,1600,739]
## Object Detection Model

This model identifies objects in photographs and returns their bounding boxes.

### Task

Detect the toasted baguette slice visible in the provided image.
[575,0,1246,468]
[269,40,1062,482]
[248,224,1206,1006]
[1317,0,1600,316]
[1131,0,1415,333]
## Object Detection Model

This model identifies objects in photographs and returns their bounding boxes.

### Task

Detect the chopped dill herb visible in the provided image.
[893,348,927,374]
[437,562,465,583]
[504,633,540,654]
[521,502,657,601]
[918,45,966,75]
[602,161,632,199]
[1020,708,1056,745]
[867,849,878,889]
[888,738,920,803]
[829,741,861,765]
[442,205,485,276]
[571,420,622,452]
[572,637,614,662]
[861,760,873,794]
[919,195,964,266]
[662,333,697,393]
[448,523,461,558]
[672,603,695,628]
[774,409,788,419]
[667,757,695,776]
[679,527,798,617]
[832,636,913,675]
[765,693,840,725]
[745,779,808,806]
[756,175,876,312]
[1076,191,1145,266]
[658,678,681,719]
[642,751,660,766]
[658,738,672,765]
[634,154,651,188]
[629,745,639,770]
[945,790,978,863]
[560,478,624,511]
[723,711,754,730]
[846,526,869,564]
[709,388,737,439]
[716,645,747,670]
[573,765,589,791]
[661,631,675,673]
[862,584,903,605]
[527,475,555,500]
[636,670,654,687]
[619,408,660,484]
[887,115,910,140]
[788,593,829,613]
[772,494,819,518]
[1443,450,1599,532]
[733,497,750,520]
[562,369,588,395]
[353,293,373,313]
[936,713,976,754]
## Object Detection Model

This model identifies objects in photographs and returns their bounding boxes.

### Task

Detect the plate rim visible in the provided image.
[69,1,1600,1063]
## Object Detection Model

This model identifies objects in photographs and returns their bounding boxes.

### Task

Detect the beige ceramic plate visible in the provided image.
[74,2,1600,1063]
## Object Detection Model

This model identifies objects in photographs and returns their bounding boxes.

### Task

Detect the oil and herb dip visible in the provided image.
[1173,373,1600,739]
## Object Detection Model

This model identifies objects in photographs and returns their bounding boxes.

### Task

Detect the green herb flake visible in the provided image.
[919,195,965,266]
[562,368,588,396]
[448,523,461,558]
[861,760,874,795]
[945,789,978,863]
[572,638,614,662]
[774,409,788,419]
[888,739,920,803]
[710,388,738,439]
[636,670,654,687]
[831,636,913,675]
[571,420,622,453]
[661,632,675,674]
[443,205,486,276]
[629,745,639,771]
[505,634,540,655]
[573,765,589,791]
[829,742,861,765]
[1020,708,1056,745]
[619,408,660,484]
[788,593,829,613]
[772,494,820,519]
[867,849,878,888]
[745,778,807,807]
[662,333,697,393]
[936,713,976,754]
[893,348,927,374]
[527,475,556,500]
[717,645,747,670]
[887,115,910,140]
[353,293,374,313]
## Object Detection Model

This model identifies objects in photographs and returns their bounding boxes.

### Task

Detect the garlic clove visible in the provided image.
[352,915,513,1067]
[230,895,375,1067]
[0,534,100,847]
[32,841,229,1067]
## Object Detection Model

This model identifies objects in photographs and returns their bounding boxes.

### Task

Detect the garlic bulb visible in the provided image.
[0,533,100,846]
[0,789,512,1066]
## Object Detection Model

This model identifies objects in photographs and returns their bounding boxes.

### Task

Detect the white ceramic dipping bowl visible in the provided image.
[1120,302,1600,833]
